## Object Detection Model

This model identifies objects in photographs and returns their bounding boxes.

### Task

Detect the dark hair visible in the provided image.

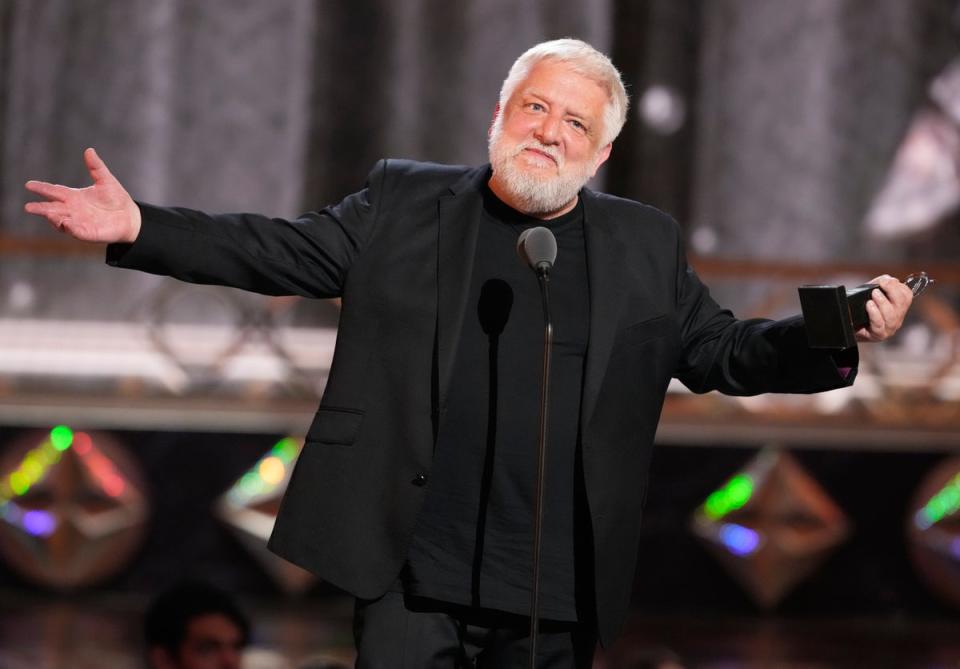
[144,580,251,652]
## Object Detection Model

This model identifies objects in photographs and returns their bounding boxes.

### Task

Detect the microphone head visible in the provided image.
[517,227,558,272]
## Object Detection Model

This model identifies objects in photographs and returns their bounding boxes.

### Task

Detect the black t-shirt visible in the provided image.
[402,185,591,621]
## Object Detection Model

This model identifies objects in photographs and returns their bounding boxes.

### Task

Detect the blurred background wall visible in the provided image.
[1,1,960,667]
[3,1,957,265]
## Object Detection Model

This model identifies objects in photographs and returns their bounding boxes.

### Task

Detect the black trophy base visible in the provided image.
[798,283,877,349]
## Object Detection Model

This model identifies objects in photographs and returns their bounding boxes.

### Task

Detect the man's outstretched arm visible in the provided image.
[24,150,385,298]
[24,147,142,244]
[673,242,914,396]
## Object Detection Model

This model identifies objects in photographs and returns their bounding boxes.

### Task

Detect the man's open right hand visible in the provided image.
[24,147,142,244]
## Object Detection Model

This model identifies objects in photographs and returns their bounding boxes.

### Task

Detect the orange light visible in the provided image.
[258,457,286,485]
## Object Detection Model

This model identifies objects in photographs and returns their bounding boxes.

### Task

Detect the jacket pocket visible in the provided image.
[623,313,671,344]
[305,406,365,445]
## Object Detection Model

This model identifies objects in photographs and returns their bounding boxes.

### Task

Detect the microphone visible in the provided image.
[516,225,557,668]
[517,227,557,274]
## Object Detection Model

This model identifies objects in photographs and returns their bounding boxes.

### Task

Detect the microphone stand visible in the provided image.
[529,262,553,669]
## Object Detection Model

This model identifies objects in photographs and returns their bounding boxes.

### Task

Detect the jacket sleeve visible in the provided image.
[672,235,857,396]
[105,160,389,299]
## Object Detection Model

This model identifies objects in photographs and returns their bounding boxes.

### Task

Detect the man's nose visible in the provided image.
[534,115,561,144]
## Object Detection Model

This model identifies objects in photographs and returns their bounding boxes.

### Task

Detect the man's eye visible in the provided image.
[569,119,586,131]
[528,102,545,112]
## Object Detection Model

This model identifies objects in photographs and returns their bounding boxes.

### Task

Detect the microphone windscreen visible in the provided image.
[517,227,558,270]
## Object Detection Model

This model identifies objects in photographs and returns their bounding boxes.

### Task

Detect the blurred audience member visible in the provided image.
[144,580,250,669]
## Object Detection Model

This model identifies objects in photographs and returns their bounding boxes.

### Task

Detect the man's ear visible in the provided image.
[488,104,500,138]
[590,143,613,177]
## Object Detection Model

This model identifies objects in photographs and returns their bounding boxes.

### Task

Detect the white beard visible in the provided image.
[488,119,596,215]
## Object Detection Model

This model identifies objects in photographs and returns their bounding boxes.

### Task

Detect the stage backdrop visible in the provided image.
[0,0,957,432]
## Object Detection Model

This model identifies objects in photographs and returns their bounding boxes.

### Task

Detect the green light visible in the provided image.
[703,474,754,520]
[728,475,752,506]
[921,474,960,526]
[271,437,299,463]
[239,472,262,497]
[704,491,727,518]
[50,425,74,452]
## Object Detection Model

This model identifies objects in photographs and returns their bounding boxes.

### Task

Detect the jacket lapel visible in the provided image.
[436,167,487,411]
[580,189,630,427]
[434,177,629,428]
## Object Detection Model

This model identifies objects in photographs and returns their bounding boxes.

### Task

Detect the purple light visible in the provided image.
[22,510,56,537]
[720,523,760,556]
[951,538,960,561]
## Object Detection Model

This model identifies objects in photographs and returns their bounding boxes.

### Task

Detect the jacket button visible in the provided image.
[411,473,428,487]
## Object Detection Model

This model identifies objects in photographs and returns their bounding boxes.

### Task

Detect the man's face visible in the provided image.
[149,614,244,669]
[488,58,613,218]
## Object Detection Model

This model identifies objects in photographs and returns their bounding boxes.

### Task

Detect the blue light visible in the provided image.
[22,509,57,537]
[719,523,760,556]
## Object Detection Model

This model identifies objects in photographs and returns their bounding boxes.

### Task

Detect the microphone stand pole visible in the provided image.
[529,263,553,669]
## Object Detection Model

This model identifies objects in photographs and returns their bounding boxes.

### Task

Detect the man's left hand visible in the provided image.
[855,275,914,343]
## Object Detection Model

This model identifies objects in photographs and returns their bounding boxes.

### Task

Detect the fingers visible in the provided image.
[870,287,896,325]
[864,299,885,340]
[24,200,66,217]
[83,147,117,185]
[23,200,70,225]
[876,275,913,309]
[857,274,914,343]
[871,276,913,319]
[24,180,71,202]
[24,148,115,200]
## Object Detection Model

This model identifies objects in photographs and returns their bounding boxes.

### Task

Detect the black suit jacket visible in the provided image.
[108,159,855,645]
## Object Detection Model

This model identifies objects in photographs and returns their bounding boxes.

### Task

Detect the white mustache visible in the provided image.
[513,142,563,168]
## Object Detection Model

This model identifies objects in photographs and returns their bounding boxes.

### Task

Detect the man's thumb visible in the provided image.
[84,147,116,184]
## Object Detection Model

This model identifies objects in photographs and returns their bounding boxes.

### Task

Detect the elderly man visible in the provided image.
[25,39,912,667]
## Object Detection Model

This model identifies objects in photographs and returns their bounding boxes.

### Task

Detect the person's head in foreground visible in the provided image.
[144,580,250,669]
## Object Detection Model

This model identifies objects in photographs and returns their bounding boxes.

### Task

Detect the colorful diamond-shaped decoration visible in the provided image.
[215,436,315,594]
[908,456,960,607]
[0,427,148,588]
[691,448,849,607]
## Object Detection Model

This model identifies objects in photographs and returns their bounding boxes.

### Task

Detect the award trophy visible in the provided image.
[799,272,933,349]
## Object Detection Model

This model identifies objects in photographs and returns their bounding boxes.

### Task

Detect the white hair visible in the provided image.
[497,38,629,147]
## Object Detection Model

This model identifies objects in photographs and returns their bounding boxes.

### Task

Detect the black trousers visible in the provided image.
[353,593,597,668]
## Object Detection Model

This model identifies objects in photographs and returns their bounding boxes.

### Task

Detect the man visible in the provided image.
[25,39,912,667]
[143,581,249,669]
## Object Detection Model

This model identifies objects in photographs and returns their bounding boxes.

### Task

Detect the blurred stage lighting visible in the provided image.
[6,280,36,314]
[638,84,687,135]
[0,427,148,588]
[865,58,960,240]
[215,436,315,594]
[691,448,849,607]
[909,456,960,607]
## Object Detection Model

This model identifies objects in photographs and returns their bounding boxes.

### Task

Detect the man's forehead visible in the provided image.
[513,62,608,116]
[185,613,243,640]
